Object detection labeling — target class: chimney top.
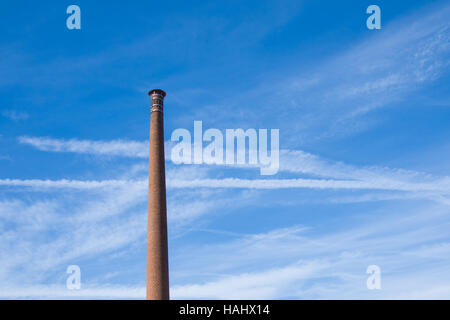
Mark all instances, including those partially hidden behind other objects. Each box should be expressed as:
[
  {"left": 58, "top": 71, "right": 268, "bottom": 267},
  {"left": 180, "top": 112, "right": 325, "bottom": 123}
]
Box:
[{"left": 148, "top": 89, "right": 166, "bottom": 97}]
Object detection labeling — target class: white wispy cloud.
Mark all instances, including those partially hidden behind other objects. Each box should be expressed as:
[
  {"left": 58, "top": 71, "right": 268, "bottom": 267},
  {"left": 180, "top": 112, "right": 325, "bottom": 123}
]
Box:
[
  {"left": 18, "top": 136, "right": 149, "bottom": 158},
  {"left": 17, "top": 136, "right": 450, "bottom": 195},
  {"left": 168, "top": 177, "right": 450, "bottom": 194},
  {"left": 2, "top": 109, "right": 29, "bottom": 121},
  {"left": 4, "top": 201, "right": 450, "bottom": 300},
  {"left": 0, "top": 285, "right": 145, "bottom": 299},
  {"left": 0, "top": 178, "right": 146, "bottom": 189},
  {"left": 186, "top": 2, "right": 450, "bottom": 140},
  {"left": 170, "top": 203, "right": 450, "bottom": 299},
  {"left": 172, "top": 261, "right": 326, "bottom": 299},
  {"left": 0, "top": 186, "right": 148, "bottom": 287},
  {"left": 1, "top": 176, "right": 448, "bottom": 194}
]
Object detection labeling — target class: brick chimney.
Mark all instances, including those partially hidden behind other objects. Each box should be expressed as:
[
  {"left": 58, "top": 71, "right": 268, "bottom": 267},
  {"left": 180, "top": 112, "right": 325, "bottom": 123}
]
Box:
[{"left": 146, "top": 89, "right": 169, "bottom": 300}]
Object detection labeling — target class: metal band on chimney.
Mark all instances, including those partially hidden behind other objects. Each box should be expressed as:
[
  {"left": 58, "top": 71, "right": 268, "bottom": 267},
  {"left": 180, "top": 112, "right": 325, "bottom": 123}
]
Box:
[
  {"left": 149, "top": 90, "right": 165, "bottom": 113},
  {"left": 151, "top": 107, "right": 163, "bottom": 113}
]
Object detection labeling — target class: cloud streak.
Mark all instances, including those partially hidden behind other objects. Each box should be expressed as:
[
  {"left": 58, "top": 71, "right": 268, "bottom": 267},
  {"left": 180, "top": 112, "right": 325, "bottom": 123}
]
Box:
[
  {"left": 1, "top": 176, "right": 449, "bottom": 194},
  {"left": 2, "top": 110, "right": 29, "bottom": 121},
  {"left": 18, "top": 136, "right": 450, "bottom": 193},
  {"left": 170, "top": 203, "right": 450, "bottom": 299},
  {"left": 18, "top": 136, "right": 149, "bottom": 158},
  {"left": 0, "top": 178, "right": 146, "bottom": 190}
]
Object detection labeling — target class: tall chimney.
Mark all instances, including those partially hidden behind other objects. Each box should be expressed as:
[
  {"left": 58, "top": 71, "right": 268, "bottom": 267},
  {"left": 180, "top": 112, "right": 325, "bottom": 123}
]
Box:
[{"left": 146, "top": 89, "right": 170, "bottom": 300}]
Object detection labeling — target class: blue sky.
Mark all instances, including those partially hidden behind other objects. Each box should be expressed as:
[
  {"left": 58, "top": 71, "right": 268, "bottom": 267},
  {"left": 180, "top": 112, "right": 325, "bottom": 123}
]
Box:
[{"left": 0, "top": 0, "right": 450, "bottom": 299}]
